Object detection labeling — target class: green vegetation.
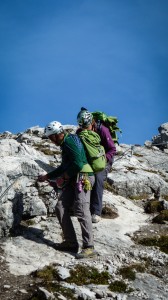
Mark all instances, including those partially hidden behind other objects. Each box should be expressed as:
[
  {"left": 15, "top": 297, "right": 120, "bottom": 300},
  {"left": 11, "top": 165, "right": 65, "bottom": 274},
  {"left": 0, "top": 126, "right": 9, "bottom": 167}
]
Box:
[
  {"left": 104, "top": 181, "right": 118, "bottom": 194},
  {"left": 138, "top": 235, "right": 168, "bottom": 254},
  {"left": 101, "top": 205, "right": 118, "bottom": 219},
  {"left": 34, "top": 265, "right": 59, "bottom": 281},
  {"left": 131, "top": 263, "right": 146, "bottom": 273},
  {"left": 67, "top": 264, "right": 111, "bottom": 285},
  {"left": 34, "top": 264, "right": 112, "bottom": 286},
  {"left": 23, "top": 219, "right": 36, "bottom": 226},
  {"left": 129, "top": 194, "right": 148, "bottom": 200},
  {"left": 152, "top": 210, "right": 168, "bottom": 224},
  {"left": 144, "top": 200, "right": 164, "bottom": 214},
  {"left": 31, "top": 265, "right": 77, "bottom": 300},
  {"left": 118, "top": 263, "right": 146, "bottom": 281},
  {"left": 30, "top": 284, "right": 76, "bottom": 300},
  {"left": 40, "top": 148, "right": 61, "bottom": 156},
  {"left": 108, "top": 280, "right": 128, "bottom": 293},
  {"left": 119, "top": 266, "right": 136, "bottom": 280},
  {"left": 49, "top": 284, "right": 76, "bottom": 300},
  {"left": 133, "top": 153, "right": 144, "bottom": 157}
]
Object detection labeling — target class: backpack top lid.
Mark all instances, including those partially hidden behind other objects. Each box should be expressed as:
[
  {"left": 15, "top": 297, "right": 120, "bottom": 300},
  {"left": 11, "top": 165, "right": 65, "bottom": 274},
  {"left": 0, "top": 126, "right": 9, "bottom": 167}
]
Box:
[
  {"left": 92, "top": 111, "right": 118, "bottom": 124},
  {"left": 91, "top": 111, "right": 122, "bottom": 144}
]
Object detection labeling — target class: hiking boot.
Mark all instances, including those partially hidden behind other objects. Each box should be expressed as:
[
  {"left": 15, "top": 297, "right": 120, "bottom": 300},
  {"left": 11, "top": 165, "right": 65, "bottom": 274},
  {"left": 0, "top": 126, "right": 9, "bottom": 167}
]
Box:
[
  {"left": 92, "top": 214, "right": 101, "bottom": 223},
  {"left": 54, "top": 241, "right": 79, "bottom": 253},
  {"left": 75, "top": 247, "right": 97, "bottom": 259}
]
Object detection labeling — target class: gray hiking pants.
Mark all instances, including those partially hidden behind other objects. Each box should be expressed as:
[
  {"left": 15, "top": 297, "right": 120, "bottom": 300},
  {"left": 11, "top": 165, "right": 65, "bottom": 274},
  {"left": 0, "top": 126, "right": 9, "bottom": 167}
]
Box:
[
  {"left": 90, "top": 161, "right": 112, "bottom": 216},
  {"left": 55, "top": 175, "right": 95, "bottom": 248}
]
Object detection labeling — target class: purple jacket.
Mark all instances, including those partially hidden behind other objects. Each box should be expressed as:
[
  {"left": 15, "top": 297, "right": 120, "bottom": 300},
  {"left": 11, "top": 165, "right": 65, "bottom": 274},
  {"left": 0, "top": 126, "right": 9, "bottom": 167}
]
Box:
[{"left": 98, "top": 124, "right": 116, "bottom": 163}]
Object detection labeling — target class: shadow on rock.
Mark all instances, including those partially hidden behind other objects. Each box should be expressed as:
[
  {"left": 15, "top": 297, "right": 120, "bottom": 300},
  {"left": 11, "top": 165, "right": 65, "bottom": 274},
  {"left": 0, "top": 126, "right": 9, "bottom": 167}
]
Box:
[
  {"left": 35, "top": 159, "right": 55, "bottom": 173},
  {"left": 10, "top": 192, "right": 24, "bottom": 234},
  {"left": 11, "top": 224, "right": 57, "bottom": 250}
]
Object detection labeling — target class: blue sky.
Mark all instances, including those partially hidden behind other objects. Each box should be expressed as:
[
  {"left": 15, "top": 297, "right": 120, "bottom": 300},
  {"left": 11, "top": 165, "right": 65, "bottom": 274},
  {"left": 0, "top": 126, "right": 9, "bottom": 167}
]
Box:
[{"left": 0, "top": 0, "right": 167, "bottom": 145}]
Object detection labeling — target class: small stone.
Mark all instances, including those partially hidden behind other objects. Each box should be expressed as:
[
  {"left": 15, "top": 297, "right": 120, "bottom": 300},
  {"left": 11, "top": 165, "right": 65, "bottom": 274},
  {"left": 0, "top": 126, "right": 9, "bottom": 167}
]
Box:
[
  {"left": 4, "top": 285, "right": 11, "bottom": 289},
  {"left": 19, "top": 289, "right": 28, "bottom": 294}
]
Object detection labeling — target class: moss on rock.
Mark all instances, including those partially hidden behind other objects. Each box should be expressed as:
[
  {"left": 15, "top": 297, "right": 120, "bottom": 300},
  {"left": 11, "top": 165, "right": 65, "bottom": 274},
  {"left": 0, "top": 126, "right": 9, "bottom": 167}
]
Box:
[{"left": 152, "top": 210, "right": 168, "bottom": 224}]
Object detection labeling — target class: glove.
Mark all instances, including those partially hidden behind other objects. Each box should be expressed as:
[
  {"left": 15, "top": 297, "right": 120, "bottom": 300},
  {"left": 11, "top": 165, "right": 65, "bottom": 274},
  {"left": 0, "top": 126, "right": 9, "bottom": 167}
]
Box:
[
  {"left": 38, "top": 174, "right": 48, "bottom": 182},
  {"left": 56, "top": 177, "right": 67, "bottom": 188}
]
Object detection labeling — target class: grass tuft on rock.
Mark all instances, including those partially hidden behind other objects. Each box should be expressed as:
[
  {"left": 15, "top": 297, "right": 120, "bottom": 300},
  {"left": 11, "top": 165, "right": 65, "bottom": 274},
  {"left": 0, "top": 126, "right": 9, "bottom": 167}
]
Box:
[
  {"left": 118, "top": 263, "right": 146, "bottom": 281},
  {"left": 129, "top": 194, "right": 149, "bottom": 200},
  {"left": 101, "top": 205, "right": 118, "bottom": 219},
  {"left": 108, "top": 280, "right": 128, "bottom": 293},
  {"left": 34, "top": 265, "right": 59, "bottom": 281},
  {"left": 66, "top": 264, "right": 111, "bottom": 285},
  {"left": 144, "top": 200, "right": 164, "bottom": 214},
  {"left": 152, "top": 210, "right": 168, "bottom": 224},
  {"left": 104, "top": 180, "right": 118, "bottom": 194},
  {"left": 119, "top": 266, "right": 136, "bottom": 280},
  {"left": 137, "top": 235, "right": 168, "bottom": 254}
]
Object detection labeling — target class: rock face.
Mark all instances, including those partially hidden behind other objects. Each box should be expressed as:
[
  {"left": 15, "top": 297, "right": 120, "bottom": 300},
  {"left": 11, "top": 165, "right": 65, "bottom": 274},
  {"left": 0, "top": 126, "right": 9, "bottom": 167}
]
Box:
[
  {"left": 108, "top": 143, "right": 168, "bottom": 199},
  {"left": 152, "top": 122, "right": 168, "bottom": 150},
  {"left": 0, "top": 125, "right": 77, "bottom": 237},
  {"left": 0, "top": 124, "right": 168, "bottom": 238},
  {"left": 0, "top": 124, "right": 168, "bottom": 300}
]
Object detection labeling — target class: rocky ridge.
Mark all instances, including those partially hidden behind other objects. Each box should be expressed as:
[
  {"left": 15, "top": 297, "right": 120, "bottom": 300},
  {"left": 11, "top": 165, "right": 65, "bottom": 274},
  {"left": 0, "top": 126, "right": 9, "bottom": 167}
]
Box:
[{"left": 0, "top": 123, "right": 168, "bottom": 300}]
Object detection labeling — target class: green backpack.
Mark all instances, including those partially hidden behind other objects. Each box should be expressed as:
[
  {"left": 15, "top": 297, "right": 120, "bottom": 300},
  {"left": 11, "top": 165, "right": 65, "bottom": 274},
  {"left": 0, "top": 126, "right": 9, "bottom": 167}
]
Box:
[
  {"left": 91, "top": 111, "right": 122, "bottom": 144},
  {"left": 78, "top": 130, "right": 106, "bottom": 173}
]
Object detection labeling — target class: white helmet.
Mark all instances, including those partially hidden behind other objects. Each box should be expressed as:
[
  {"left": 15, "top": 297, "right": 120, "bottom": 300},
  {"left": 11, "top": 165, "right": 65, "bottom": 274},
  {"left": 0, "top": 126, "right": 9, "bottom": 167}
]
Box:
[
  {"left": 44, "top": 121, "right": 63, "bottom": 137},
  {"left": 77, "top": 108, "right": 93, "bottom": 128}
]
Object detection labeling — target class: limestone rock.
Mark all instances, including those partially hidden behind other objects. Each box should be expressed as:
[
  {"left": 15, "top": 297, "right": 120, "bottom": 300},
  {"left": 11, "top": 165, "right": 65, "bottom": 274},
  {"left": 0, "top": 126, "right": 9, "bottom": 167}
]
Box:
[{"left": 152, "top": 122, "right": 168, "bottom": 150}]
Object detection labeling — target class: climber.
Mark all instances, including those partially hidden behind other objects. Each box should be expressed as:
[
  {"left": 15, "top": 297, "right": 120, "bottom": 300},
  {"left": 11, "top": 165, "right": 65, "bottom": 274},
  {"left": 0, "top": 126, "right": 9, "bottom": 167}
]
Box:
[
  {"left": 77, "top": 108, "right": 116, "bottom": 223},
  {"left": 38, "top": 121, "right": 97, "bottom": 259}
]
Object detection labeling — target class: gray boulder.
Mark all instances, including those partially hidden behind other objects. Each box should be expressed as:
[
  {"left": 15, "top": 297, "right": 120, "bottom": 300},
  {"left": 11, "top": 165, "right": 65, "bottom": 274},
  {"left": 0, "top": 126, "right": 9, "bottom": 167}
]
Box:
[{"left": 152, "top": 122, "right": 168, "bottom": 150}]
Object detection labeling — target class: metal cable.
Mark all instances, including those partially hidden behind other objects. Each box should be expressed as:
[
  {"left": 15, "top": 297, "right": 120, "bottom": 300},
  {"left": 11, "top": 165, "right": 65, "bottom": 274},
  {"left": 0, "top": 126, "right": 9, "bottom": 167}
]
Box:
[{"left": 0, "top": 174, "right": 22, "bottom": 200}]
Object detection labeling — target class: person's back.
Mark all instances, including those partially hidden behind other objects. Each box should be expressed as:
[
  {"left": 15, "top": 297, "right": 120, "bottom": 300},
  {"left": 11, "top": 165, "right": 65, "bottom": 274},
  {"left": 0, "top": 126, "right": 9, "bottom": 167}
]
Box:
[
  {"left": 47, "top": 132, "right": 93, "bottom": 179},
  {"left": 94, "top": 123, "right": 116, "bottom": 164}
]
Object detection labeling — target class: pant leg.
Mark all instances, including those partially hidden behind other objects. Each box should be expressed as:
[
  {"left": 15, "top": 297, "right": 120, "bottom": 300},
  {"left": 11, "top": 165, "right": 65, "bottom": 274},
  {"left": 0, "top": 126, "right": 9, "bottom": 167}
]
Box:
[
  {"left": 55, "top": 184, "right": 78, "bottom": 244},
  {"left": 74, "top": 175, "right": 95, "bottom": 248},
  {"left": 90, "top": 161, "right": 112, "bottom": 216}
]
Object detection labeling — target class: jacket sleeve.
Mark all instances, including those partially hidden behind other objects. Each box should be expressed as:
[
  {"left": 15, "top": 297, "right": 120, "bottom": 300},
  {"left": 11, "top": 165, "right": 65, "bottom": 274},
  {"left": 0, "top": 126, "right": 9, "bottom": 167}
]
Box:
[
  {"left": 47, "top": 164, "right": 67, "bottom": 179},
  {"left": 100, "top": 126, "right": 116, "bottom": 163}
]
